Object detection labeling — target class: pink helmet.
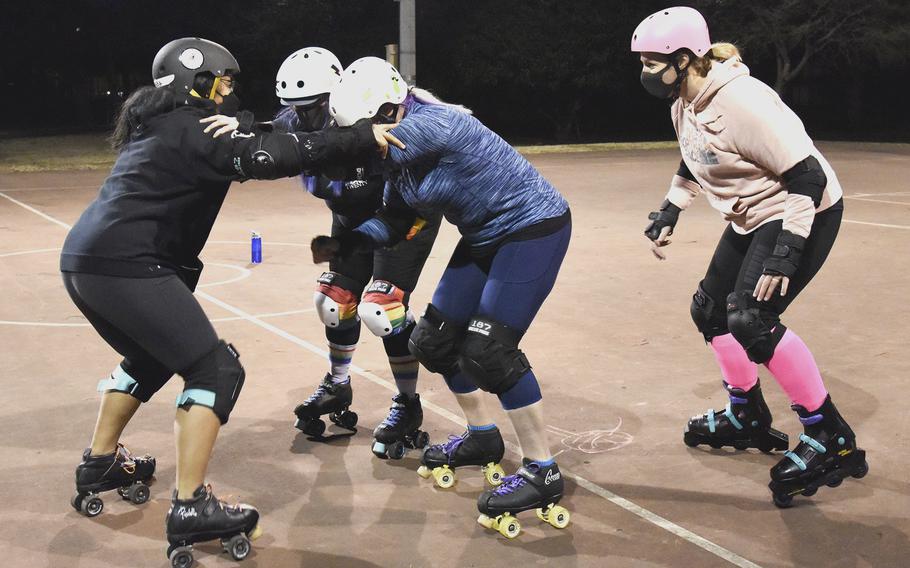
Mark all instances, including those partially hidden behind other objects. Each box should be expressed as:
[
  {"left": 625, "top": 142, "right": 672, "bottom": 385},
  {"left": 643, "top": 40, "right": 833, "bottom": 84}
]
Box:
[{"left": 630, "top": 7, "right": 711, "bottom": 56}]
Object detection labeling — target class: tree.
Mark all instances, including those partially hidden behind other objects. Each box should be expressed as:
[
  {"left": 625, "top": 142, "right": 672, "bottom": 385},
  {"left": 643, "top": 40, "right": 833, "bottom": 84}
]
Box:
[{"left": 698, "top": 0, "right": 910, "bottom": 96}]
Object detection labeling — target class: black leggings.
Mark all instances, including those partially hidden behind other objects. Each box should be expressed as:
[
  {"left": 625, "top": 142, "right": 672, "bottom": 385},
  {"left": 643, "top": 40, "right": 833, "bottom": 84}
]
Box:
[
  {"left": 62, "top": 272, "right": 219, "bottom": 402},
  {"left": 696, "top": 200, "right": 843, "bottom": 338}
]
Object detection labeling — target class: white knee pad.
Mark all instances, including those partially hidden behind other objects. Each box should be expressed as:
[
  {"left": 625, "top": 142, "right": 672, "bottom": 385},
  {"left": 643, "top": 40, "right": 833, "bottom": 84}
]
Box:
[
  {"left": 313, "top": 272, "right": 360, "bottom": 329},
  {"left": 360, "top": 280, "right": 413, "bottom": 337}
]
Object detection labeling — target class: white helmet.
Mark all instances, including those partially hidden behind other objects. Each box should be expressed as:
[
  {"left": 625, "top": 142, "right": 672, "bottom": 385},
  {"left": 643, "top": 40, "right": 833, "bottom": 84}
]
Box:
[
  {"left": 329, "top": 57, "right": 408, "bottom": 127},
  {"left": 275, "top": 47, "right": 343, "bottom": 106}
]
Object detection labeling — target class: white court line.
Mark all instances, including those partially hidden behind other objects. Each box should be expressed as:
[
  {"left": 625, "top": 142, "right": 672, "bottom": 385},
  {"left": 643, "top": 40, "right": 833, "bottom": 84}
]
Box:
[
  {"left": 0, "top": 247, "right": 61, "bottom": 258},
  {"left": 0, "top": 185, "right": 98, "bottom": 193},
  {"left": 0, "top": 191, "right": 72, "bottom": 230},
  {"left": 0, "top": 308, "right": 314, "bottom": 328},
  {"left": 843, "top": 219, "right": 910, "bottom": 230},
  {"left": 850, "top": 191, "right": 910, "bottom": 198},
  {"left": 4, "top": 187, "right": 765, "bottom": 568},
  {"left": 843, "top": 196, "right": 910, "bottom": 207}
]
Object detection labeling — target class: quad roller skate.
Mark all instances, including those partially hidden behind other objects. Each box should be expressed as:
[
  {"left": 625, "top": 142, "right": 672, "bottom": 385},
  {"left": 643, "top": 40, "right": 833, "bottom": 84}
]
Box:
[
  {"left": 769, "top": 396, "right": 868, "bottom": 508},
  {"left": 417, "top": 427, "right": 506, "bottom": 489},
  {"left": 684, "top": 381, "right": 789, "bottom": 452},
  {"left": 71, "top": 444, "right": 156, "bottom": 517},
  {"left": 477, "top": 460, "right": 570, "bottom": 539},
  {"left": 372, "top": 393, "right": 430, "bottom": 459},
  {"left": 293, "top": 375, "right": 358, "bottom": 437},
  {"left": 166, "top": 484, "right": 261, "bottom": 568}
]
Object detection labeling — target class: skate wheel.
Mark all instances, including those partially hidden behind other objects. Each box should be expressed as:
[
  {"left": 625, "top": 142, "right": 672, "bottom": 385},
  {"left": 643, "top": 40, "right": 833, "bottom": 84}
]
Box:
[
  {"left": 127, "top": 483, "right": 150, "bottom": 505},
  {"left": 802, "top": 487, "right": 818, "bottom": 496},
  {"left": 545, "top": 505, "right": 570, "bottom": 529},
  {"left": 732, "top": 441, "right": 749, "bottom": 451},
  {"left": 417, "top": 465, "right": 431, "bottom": 479},
  {"left": 498, "top": 515, "right": 521, "bottom": 539},
  {"left": 118, "top": 486, "right": 131, "bottom": 499},
  {"left": 853, "top": 461, "right": 869, "bottom": 479},
  {"left": 772, "top": 493, "right": 794, "bottom": 509},
  {"left": 227, "top": 533, "right": 251, "bottom": 561},
  {"left": 433, "top": 467, "right": 455, "bottom": 489},
  {"left": 483, "top": 463, "right": 505, "bottom": 487},
  {"left": 301, "top": 419, "right": 326, "bottom": 437},
  {"left": 415, "top": 431, "right": 430, "bottom": 449},
  {"left": 708, "top": 441, "right": 722, "bottom": 449},
  {"left": 169, "top": 546, "right": 194, "bottom": 568},
  {"left": 477, "top": 514, "right": 495, "bottom": 530},
  {"left": 335, "top": 411, "right": 358, "bottom": 430},
  {"left": 389, "top": 442, "right": 406, "bottom": 460},
  {"left": 81, "top": 495, "right": 104, "bottom": 517},
  {"left": 71, "top": 492, "right": 84, "bottom": 512},
  {"left": 683, "top": 434, "right": 699, "bottom": 448},
  {"left": 826, "top": 477, "right": 843, "bottom": 488},
  {"left": 372, "top": 441, "right": 389, "bottom": 459}
]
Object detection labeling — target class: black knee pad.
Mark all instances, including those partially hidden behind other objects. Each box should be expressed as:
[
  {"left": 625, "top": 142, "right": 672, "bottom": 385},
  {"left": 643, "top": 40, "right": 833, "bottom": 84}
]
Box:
[
  {"left": 407, "top": 304, "right": 464, "bottom": 375},
  {"left": 690, "top": 282, "right": 729, "bottom": 341},
  {"left": 726, "top": 291, "right": 786, "bottom": 364},
  {"left": 458, "top": 317, "right": 531, "bottom": 395},
  {"left": 178, "top": 341, "right": 246, "bottom": 425},
  {"left": 96, "top": 359, "right": 172, "bottom": 403}
]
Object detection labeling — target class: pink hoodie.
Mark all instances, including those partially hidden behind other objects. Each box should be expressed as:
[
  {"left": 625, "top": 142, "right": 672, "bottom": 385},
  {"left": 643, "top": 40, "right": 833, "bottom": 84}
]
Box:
[{"left": 665, "top": 58, "right": 842, "bottom": 238}]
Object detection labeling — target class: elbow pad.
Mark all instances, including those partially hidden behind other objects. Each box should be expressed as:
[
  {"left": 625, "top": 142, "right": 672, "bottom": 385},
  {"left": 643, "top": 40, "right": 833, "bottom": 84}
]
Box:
[
  {"left": 233, "top": 132, "right": 302, "bottom": 180},
  {"left": 782, "top": 156, "right": 827, "bottom": 207}
]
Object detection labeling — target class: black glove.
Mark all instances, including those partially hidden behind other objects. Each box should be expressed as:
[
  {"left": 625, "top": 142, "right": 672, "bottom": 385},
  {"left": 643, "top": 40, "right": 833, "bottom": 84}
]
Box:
[
  {"left": 761, "top": 230, "right": 805, "bottom": 278},
  {"left": 644, "top": 199, "right": 681, "bottom": 241}
]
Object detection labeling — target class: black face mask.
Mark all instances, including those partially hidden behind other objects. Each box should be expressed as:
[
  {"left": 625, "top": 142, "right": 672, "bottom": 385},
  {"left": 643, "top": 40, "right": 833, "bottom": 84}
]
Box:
[
  {"left": 294, "top": 96, "right": 330, "bottom": 132},
  {"left": 640, "top": 61, "right": 685, "bottom": 100},
  {"left": 217, "top": 93, "right": 241, "bottom": 116}
]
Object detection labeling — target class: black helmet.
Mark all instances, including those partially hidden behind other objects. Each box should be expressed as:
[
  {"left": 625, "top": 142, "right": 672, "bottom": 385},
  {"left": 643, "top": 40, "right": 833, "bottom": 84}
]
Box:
[{"left": 152, "top": 38, "right": 239, "bottom": 102}]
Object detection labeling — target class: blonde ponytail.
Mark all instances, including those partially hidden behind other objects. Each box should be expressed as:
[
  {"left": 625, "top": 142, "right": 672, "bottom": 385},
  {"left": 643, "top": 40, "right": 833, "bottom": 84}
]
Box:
[
  {"left": 689, "top": 42, "right": 742, "bottom": 77},
  {"left": 408, "top": 87, "right": 473, "bottom": 115}
]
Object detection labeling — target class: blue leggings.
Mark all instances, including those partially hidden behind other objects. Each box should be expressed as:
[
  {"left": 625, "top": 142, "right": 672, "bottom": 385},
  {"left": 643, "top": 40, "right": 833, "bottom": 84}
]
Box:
[{"left": 432, "top": 220, "right": 571, "bottom": 410}]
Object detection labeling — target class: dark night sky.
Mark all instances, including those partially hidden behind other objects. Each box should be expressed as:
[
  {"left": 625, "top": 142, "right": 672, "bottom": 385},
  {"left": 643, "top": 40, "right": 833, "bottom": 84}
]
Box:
[{"left": 1, "top": 0, "right": 908, "bottom": 142}]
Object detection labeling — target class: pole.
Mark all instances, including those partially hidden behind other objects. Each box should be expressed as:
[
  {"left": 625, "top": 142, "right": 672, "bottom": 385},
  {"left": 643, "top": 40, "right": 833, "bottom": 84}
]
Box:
[
  {"left": 385, "top": 44, "right": 399, "bottom": 68},
  {"left": 399, "top": 0, "right": 416, "bottom": 84}
]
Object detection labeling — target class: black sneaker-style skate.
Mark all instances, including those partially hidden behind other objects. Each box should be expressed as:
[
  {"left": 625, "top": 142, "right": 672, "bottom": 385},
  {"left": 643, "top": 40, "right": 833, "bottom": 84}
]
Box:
[
  {"left": 71, "top": 444, "right": 156, "bottom": 517},
  {"left": 166, "top": 484, "right": 261, "bottom": 567},
  {"left": 476, "top": 460, "right": 570, "bottom": 539},
  {"left": 293, "top": 374, "right": 358, "bottom": 436},
  {"left": 684, "top": 381, "right": 789, "bottom": 452},
  {"left": 371, "top": 393, "right": 430, "bottom": 459},
  {"left": 769, "top": 396, "right": 868, "bottom": 508},
  {"left": 417, "top": 427, "right": 506, "bottom": 488}
]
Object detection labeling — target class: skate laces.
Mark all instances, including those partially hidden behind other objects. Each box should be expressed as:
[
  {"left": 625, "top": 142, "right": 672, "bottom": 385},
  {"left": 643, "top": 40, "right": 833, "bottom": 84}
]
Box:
[
  {"left": 492, "top": 473, "right": 527, "bottom": 495},
  {"left": 305, "top": 382, "right": 331, "bottom": 404},
  {"left": 436, "top": 433, "right": 468, "bottom": 456},
  {"left": 381, "top": 403, "right": 405, "bottom": 427}
]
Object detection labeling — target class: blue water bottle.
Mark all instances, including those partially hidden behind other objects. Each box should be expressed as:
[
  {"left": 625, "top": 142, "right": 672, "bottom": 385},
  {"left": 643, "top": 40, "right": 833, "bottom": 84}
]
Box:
[{"left": 251, "top": 231, "right": 262, "bottom": 264}]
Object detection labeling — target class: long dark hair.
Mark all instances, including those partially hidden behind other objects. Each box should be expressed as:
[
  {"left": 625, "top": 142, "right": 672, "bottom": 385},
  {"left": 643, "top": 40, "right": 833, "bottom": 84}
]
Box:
[{"left": 110, "top": 86, "right": 176, "bottom": 151}]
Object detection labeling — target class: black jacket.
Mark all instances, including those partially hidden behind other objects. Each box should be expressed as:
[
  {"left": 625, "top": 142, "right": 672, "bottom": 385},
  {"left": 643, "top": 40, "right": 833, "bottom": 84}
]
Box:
[{"left": 61, "top": 101, "right": 374, "bottom": 280}]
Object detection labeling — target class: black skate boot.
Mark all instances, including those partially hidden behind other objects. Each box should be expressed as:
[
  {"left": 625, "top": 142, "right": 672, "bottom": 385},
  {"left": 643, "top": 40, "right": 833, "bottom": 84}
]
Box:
[
  {"left": 769, "top": 396, "right": 868, "bottom": 508},
  {"left": 293, "top": 374, "right": 358, "bottom": 436},
  {"left": 71, "top": 444, "right": 156, "bottom": 517},
  {"left": 417, "top": 427, "right": 506, "bottom": 488},
  {"left": 684, "top": 381, "right": 789, "bottom": 452},
  {"left": 371, "top": 393, "right": 430, "bottom": 460},
  {"left": 166, "top": 484, "right": 261, "bottom": 567},
  {"left": 476, "top": 460, "right": 570, "bottom": 539}
]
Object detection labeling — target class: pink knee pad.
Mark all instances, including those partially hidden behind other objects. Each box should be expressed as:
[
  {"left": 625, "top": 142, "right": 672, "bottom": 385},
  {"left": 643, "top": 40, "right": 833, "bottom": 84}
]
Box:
[
  {"left": 710, "top": 333, "right": 758, "bottom": 391},
  {"left": 765, "top": 329, "right": 828, "bottom": 412}
]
